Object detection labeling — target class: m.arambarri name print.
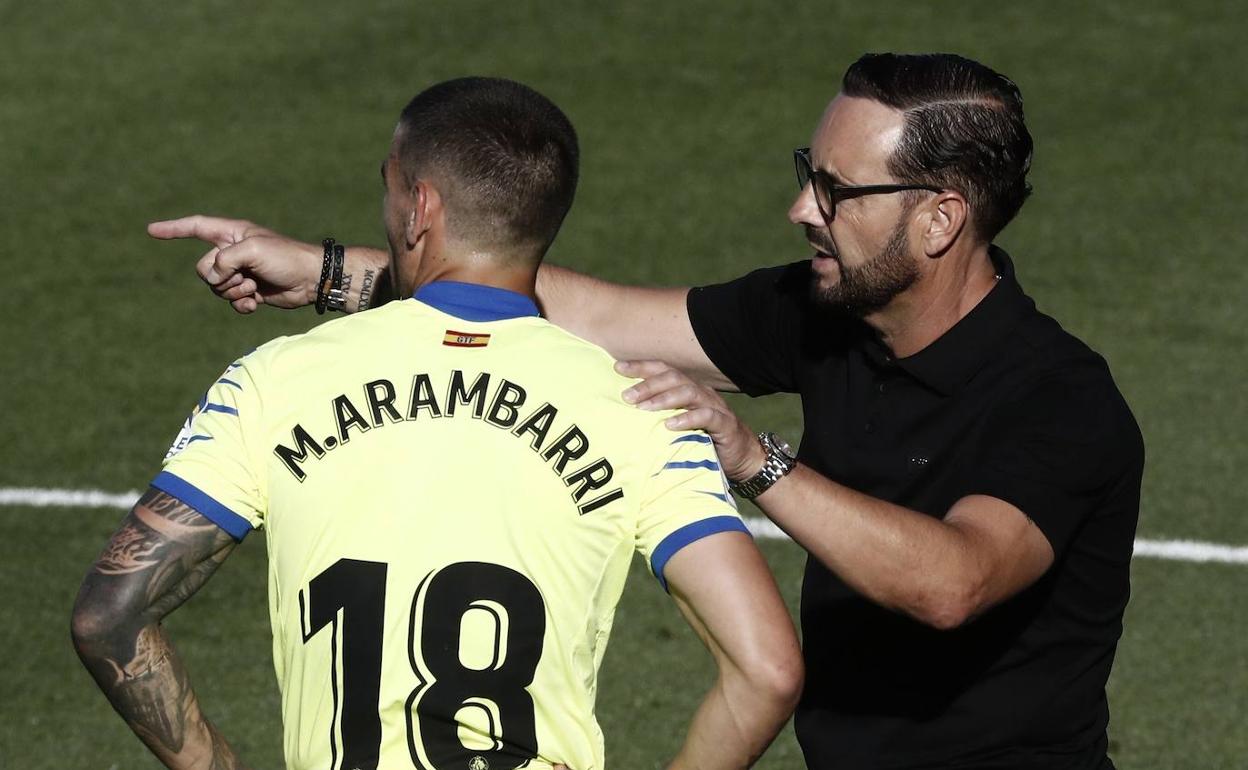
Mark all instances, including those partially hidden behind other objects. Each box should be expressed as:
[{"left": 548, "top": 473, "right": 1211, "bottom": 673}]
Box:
[{"left": 273, "top": 368, "right": 626, "bottom": 515}]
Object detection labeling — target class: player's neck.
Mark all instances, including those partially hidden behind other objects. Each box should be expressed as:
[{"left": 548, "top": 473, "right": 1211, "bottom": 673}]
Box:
[{"left": 410, "top": 251, "right": 538, "bottom": 301}]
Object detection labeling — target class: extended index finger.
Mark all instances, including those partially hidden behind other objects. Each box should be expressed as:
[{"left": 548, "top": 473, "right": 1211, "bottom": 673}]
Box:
[{"left": 147, "top": 214, "right": 262, "bottom": 247}]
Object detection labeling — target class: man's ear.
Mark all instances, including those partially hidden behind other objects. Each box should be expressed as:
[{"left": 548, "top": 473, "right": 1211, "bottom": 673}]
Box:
[
  {"left": 919, "top": 190, "right": 968, "bottom": 258},
  {"left": 406, "top": 179, "right": 443, "bottom": 249}
]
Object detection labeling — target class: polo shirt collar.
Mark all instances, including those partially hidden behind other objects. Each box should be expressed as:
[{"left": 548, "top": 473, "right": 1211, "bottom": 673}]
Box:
[
  {"left": 413, "top": 280, "right": 540, "bottom": 322},
  {"left": 887, "top": 246, "right": 1035, "bottom": 395}
]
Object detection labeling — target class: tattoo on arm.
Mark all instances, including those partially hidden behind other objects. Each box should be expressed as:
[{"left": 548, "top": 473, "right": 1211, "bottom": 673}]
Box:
[
  {"left": 358, "top": 267, "right": 377, "bottom": 311},
  {"left": 339, "top": 271, "right": 355, "bottom": 312},
  {"left": 339, "top": 247, "right": 392, "bottom": 313},
  {"left": 72, "top": 488, "right": 248, "bottom": 769},
  {"left": 339, "top": 266, "right": 380, "bottom": 313}
]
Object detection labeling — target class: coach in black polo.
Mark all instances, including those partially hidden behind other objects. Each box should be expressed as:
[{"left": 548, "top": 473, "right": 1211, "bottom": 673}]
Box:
[
  {"left": 603, "top": 54, "right": 1143, "bottom": 768},
  {"left": 685, "top": 246, "right": 1141, "bottom": 768},
  {"left": 154, "top": 52, "right": 1144, "bottom": 769}
]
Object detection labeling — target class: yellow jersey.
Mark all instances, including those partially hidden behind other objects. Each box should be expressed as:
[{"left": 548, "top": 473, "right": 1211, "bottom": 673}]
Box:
[{"left": 157, "top": 281, "right": 746, "bottom": 770}]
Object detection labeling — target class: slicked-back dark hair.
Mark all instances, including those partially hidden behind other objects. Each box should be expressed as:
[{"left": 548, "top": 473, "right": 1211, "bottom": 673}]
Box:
[
  {"left": 842, "top": 53, "right": 1033, "bottom": 241},
  {"left": 395, "top": 77, "right": 579, "bottom": 262}
]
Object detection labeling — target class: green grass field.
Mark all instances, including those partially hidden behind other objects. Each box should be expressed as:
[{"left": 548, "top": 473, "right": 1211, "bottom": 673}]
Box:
[{"left": 2, "top": 1, "right": 1245, "bottom": 767}]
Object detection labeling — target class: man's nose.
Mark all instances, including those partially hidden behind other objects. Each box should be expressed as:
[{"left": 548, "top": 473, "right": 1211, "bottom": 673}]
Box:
[{"left": 789, "top": 183, "right": 823, "bottom": 227}]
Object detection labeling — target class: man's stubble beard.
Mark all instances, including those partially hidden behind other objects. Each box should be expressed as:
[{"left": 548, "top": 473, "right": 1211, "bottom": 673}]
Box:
[{"left": 808, "top": 214, "right": 918, "bottom": 317}]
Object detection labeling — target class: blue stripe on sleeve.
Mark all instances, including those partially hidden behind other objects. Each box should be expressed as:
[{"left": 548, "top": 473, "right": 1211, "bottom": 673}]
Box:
[
  {"left": 150, "top": 471, "right": 253, "bottom": 541},
  {"left": 217, "top": 378, "right": 242, "bottom": 390},
  {"left": 187, "top": 435, "right": 213, "bottom": 445},
  {"left": 202, "top": 403, "right": 239, "bottom": 416},
  {"left": 670, "top": 434, "right": 713, "bottom": 445},
  {"left": 654, "top": 459, "right": 720, "bottom": 475},
  {"left": 650, "top": 516, "right": 752, "bottom": 592}
]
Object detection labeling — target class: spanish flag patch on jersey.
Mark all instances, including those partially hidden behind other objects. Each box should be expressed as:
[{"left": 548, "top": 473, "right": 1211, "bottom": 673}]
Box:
[{"left": 443, "top": 330, "right": 491, "bottom": 348}]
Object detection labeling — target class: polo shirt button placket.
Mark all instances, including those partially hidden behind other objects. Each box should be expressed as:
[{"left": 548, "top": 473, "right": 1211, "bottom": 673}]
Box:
[{"left": 866, "top": 375, "right": 888, "bottom": 435}]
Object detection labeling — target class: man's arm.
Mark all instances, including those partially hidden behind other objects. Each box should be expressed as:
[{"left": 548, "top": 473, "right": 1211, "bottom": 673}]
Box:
[
  {"left": 661, "top": 531, "right": 803, "bottom": 769},
  {"left": 148, "top": 216, "right": 391, "bottom": 315},
  {"left": 70, "top": 488, "right": 250, "bottom": 769},
  {"left": 623, "top": 362, "right": 1055, "bottom": 630},
  {"left": 535, "top": 265, "right": 732, "bottom": 389},
  {"left": 754, "top": 474, "right": 1054, "bottom": 629},
  {"left": 152, "top": 215, "right": 732, "bottom": 386}
]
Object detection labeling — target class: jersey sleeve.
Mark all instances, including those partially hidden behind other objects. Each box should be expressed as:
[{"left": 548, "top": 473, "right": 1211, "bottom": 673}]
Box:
[
  {"left": 686, "top": 262, "right": 810, "bottom": 396},
  {"left": 153, "top": 352, "right": 271, "bottom": 540},
  {"left": 634, "top": 425, "right": 751, "bottom": 591},
  {"left": 967, "top": 366, "right": 1144, "bottom": 558}
]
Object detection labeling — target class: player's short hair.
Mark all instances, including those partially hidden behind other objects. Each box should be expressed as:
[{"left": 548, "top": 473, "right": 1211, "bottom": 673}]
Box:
[
  {"left": 395, "top": 77, "right": 579, "bottom": 262},
  {"left": 842, "top": 53, "right": 1033, "bottom": 241}
]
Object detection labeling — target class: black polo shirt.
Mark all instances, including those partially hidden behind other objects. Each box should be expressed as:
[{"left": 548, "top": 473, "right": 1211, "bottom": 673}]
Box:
[{"left": 687, "top": 248, "right": 1144, "bottom": 770}]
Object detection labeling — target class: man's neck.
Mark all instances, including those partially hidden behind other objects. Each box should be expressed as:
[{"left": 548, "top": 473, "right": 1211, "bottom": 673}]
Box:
[
  {"left": 410, "top": 251, "right": 538, "bottom": 301},
  {"left": 865, "top": 244, "right": 997, "bottom": 358}
]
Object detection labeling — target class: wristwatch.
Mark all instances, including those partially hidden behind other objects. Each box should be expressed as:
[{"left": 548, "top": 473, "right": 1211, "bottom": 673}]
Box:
[{"left": 729, "top": 432, "right": 798, "bottom": 500}]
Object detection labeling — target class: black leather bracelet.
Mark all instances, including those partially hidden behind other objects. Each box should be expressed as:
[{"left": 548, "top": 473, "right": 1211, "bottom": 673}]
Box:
[
  {"left": 325, "top": 243, "right": 347, "bottom": 312},
  {"left": 315, "top": 238, "right": 335, "bottom": 314}
]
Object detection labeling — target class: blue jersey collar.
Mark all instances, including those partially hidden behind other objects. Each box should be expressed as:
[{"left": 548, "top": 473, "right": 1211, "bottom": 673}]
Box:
[{"left": 413, "top": 280, "right": 540, "bottom": 322}]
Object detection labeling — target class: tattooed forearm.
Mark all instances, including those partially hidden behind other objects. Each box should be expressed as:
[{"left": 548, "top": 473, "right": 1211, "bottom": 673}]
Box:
[
  {"left": 107, "top": 626, "right": 190, "bottom": 752},
  {"left": 339, "top": 248, "right": 393, "bottom": 313},
  {"left": 72, "top": 487, "right": 248, "bottom": 769},
  {"left": 92, "top": 624, "right": 247, "bottom": 768}
]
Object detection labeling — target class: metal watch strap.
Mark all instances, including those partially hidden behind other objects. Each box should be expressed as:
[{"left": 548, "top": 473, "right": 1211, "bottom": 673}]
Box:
[{"left": 729, "top": 432, "right": 797, "bottom": 500}]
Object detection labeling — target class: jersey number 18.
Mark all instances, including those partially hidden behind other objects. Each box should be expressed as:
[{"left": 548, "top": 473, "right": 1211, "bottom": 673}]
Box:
[{"left": 301, "top": 558, "right": 546, "bottom": 770}]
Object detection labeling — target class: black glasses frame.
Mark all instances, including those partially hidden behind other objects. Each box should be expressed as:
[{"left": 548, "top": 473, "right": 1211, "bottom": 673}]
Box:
[{"left": 794, "top": 147, "right": 942, "bottom": 223}]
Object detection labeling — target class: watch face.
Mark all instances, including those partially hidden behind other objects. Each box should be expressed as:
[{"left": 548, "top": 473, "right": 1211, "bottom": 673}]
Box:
[{"left": 768, "top": 433, "right": 797, "bottom": 459}]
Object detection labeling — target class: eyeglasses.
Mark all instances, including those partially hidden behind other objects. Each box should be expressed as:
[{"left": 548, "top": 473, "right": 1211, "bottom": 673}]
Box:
[{"left": 794, "top": 147, "right": 942, "bottom": 224}]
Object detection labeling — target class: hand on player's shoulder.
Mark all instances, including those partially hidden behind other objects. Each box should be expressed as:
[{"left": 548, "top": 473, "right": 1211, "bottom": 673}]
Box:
[{"left": 616, "top": 359, "right": 761, "bottom": 481}]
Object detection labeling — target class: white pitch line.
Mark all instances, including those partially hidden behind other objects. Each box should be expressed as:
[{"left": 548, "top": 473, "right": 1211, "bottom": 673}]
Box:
[
  {"left": 1, "top": 487, "right": 1245, "bottom": 565},
  {"left": 0, "top": 487, "right": 143, "bottom": 509},
  {"left": 1130, "top": 538, "right": 1248, "bottom": 564},
  {"left": 747, "top": 520, "right": 1248, "bottom": 565}
]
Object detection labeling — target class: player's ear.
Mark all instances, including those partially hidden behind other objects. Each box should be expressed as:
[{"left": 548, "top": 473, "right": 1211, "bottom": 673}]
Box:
[
  {"left": 407, "top": 180, "right": 442, "bottom": 247},
  {"left": 920, "top": 190, "right": 968, "bottom": 257}
]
